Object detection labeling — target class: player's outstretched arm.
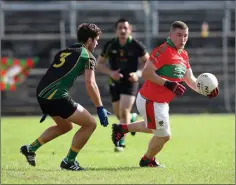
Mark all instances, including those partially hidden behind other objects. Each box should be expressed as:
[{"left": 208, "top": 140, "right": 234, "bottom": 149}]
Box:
[
  {"left": 85, "top": 68, "right": 111, "bottom": 127},
  {"left": 85, "top": 69, "right": 103, "bottom": 107},
  {"left": 184, "top": 68, "right": 200, "bottom": 93},
  {"left": 184, "top": 68, "right": 219, "bottom": 98}
]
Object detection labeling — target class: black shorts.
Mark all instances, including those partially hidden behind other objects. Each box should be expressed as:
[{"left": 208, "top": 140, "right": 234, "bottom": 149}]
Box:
[
  {"left": 37, "top": 96, "right": 77, "bottom": 119},
  {"left": 109, "top": 81, "right": 139, "bottom": 102}
]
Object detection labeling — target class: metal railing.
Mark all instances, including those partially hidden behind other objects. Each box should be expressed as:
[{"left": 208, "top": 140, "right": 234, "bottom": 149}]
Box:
[{"left": 1, "top": 0, "right": 235, "bottom": 114}]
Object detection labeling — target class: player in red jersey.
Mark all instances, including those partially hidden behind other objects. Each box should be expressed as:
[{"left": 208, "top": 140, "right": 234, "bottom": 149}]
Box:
[{"left": 111, "top": 21, "right": 219, "bottom": 167}]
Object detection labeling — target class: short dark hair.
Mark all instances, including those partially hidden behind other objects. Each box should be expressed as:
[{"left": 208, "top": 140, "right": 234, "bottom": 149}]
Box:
[
  {"left": 115, "top": 18, "right": 129, "bottom": 28},
  {"left": 77, "top": 23, "right": 101, "bottom": 43},
  {"left": 170, "top": 21, "right": 188, "bottom": 31}
]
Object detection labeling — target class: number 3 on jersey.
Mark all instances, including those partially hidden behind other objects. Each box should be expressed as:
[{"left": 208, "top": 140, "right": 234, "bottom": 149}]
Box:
[{"left": 53, "top": 52, "right": 71, "bottom": 68}]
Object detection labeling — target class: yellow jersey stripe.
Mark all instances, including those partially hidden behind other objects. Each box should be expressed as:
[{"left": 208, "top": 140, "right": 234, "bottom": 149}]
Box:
[{"left": 47, "top": 89, "right": 58, "bottom": 100}]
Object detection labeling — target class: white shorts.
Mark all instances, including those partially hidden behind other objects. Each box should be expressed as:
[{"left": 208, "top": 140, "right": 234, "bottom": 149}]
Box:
[{"left": 136, "top": 93, "right": 171, "bottom": 137}]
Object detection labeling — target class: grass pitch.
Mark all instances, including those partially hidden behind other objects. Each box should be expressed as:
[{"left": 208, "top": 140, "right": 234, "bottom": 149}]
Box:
[{"left": 1, "top": 114, "right": 235, "bottom": 184}]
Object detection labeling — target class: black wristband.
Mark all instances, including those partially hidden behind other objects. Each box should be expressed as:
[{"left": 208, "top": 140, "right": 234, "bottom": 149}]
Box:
[
  {"left": 164, "top": 81, "right": 172, "bottom": 88},
  {"left": 97, "top": 106, "right": 104, "bottom": 111}
]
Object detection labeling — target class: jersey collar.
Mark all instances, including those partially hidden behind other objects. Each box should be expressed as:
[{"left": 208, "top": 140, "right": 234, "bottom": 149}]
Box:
[
  {"left": 117, "top": 35, "right": 132, "bottom": 47},
  {"left": 166, "top": 37, "right": 176, "bottom": 48},
  {"left": 70, "top": 43, "right": 86, "bottom": 48},
  {"left": 78, "top": 43, "right": 87, "bottom": 48},
  {"left": 166, "top": 37, "right": 183, "bottom": 53}
]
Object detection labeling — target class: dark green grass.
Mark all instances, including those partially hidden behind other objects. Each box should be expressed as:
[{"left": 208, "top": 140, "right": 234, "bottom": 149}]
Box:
[{"left": 1, "top": 114, "right": 235, "bottom": 184}]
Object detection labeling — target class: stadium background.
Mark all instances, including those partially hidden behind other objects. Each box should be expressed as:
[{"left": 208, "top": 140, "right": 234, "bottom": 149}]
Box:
[{"left": 1, "top": 0, "right": 235, "bottom": 116}]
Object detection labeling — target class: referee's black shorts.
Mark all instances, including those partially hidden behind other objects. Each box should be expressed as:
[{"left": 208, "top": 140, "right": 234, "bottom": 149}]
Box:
[
  {"left": 109, "top": 81, "right": 139, "bottom": 102},
  {"left": 37, "top": 96, "right": 77, "bottom": 119}
]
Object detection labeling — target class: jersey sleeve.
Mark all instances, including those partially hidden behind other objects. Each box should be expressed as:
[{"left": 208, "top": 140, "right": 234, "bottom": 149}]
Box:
[
  {"left": 85, "top": 57, "right": 96, "bottom": 70},
  {"left": 100, "top": 41, "right": 112, "bottom": 59},
  {"left": 186, "top": 61, "right": 191, "bottom": 69},
  {"left": 136, "top": 40, "right": 148, "bottom": 57},
  {"left": 149, "top": 47, "right": 166, "bottom": 69},
  {"left": 81, "top": 47, "right": 96, "bottom": 70}
]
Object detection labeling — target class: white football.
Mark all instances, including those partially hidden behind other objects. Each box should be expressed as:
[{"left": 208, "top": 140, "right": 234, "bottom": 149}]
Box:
[{"left": 196, "top": 73, "right": 218, "bottom": 96}]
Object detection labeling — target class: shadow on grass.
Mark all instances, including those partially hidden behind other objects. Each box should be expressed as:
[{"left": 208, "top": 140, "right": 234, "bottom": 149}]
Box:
[
  {"left": 2, "top": 166, "right": 142, "bottom": 172},
  {"left": 2, "top": 167, "right": 62, "bottom": 172},
  {"left": 87, "top": 166, "right": 141, "bottom": 171}
]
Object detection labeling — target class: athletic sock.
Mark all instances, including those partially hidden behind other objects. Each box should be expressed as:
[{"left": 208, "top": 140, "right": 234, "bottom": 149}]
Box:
[
  {"left": 121, "top": 124, "right": 129, "bottom": 133},
  {"left": 130, "top": 113, "right": 137, "bottom": 123},
  {"left": 142, "top": 155, "right": 155, "bottom": 161},
  {"left": 119, "top": 138, "right": 126, "bottom": 146},
  {"left": 65, "top": 146, "right": 80, "bottom": 163},
  {"left": 142, "top": 155, "right": 151, "bottom": 161},
  {"left": 29, "top": 138, "right": 44, "bottom": 152}
]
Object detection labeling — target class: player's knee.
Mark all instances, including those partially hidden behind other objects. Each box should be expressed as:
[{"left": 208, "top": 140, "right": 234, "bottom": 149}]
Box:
[
  {"left": 66, "top": 123, "right": 74, "bottom": 132},
  {"left": 88, "top": 118, "right": 97, "bottom": 131},
  {"left": 119, "top": 108, "right": 130, "bottom": 119},
  {"left": 155, "top": 135, "right": 170, "bottom": 145},
  {"left": 91, "top": 121, "right": 97, "bottom": 131},
  {"left": 153, "top": 129, "right": 171, "bottom": 141},
  {"left": 163, "top": 135, "right": 171, "bottom": 143},
  {"left": 115, "top": 113, "right": 120, "bottom": 120}
]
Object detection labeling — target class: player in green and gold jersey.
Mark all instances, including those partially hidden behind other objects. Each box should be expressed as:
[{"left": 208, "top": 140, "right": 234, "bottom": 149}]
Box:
[{"left": 20, "top": 23, "right": 111, "bottom": 171}]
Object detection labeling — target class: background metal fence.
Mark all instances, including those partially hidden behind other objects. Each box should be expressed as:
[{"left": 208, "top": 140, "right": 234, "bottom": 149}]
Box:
[{"left": 1, "top": 0, "right": 235, "bottom": 115}]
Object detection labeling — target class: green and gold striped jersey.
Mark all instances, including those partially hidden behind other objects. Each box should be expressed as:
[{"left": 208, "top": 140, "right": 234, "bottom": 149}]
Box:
[{"left": 36, "top": 43, "right": 96, "bottom": 99}]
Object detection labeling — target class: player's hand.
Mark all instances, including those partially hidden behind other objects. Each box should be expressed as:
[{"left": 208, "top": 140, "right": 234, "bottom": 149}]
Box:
[
  {"left": 97, "top": 106, "right": 111, "bottom": 127},
  {"left": 110, "top": 69, "right": 123, "bottom": 81},
  {"left": 208, "top": 87, "right": 219, "bottom": 98},
  {"left": 164, "top": 81, "right": 186, "bottom": 97},
  {"left": 128, "top": 72, "right": 139, "bottom": 82}
]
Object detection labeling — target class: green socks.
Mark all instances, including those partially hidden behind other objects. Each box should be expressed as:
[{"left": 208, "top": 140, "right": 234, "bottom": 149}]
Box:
[
  {"left": 65, "top": 146, "right": 80, "bottom": 163},
  {"left": 118, "top": 113, "right": 137, "bottom": 146},
  {"left": 119, "top": 139, "right": 126, "bottom": 146},
  {"left": 29, "top": 138, "right": 44, "bottom": 152},
  {"left": 130, "top": 113, "right": 138, "bottom": 123}
]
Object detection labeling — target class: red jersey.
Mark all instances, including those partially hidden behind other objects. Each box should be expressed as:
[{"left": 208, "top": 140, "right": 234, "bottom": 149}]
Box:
[{"left": 140, "top": 38, "right": 191, "bottom": 103}]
